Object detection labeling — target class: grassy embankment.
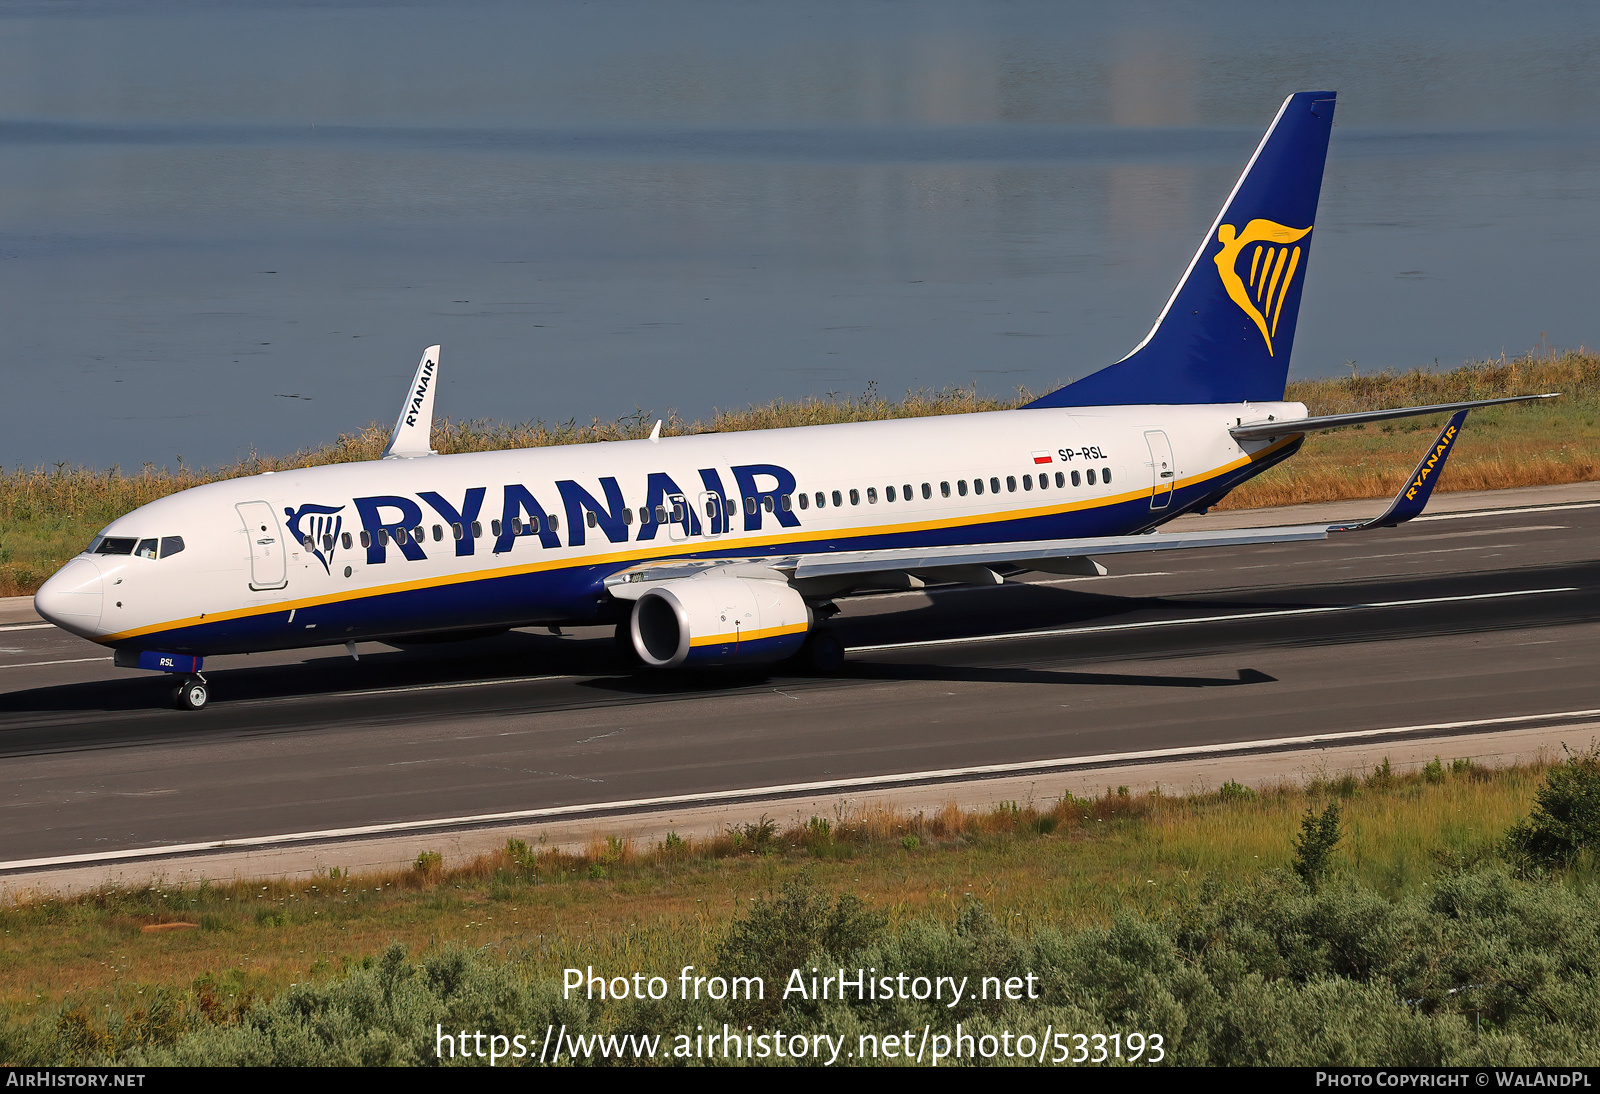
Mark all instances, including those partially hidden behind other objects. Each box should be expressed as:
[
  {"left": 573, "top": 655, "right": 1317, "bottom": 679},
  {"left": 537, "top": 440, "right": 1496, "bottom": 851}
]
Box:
[
  {"left": 3, "top": 752, "right": 1599, "bottom": 1063},
  {"left": 1, "top": 350, "right": 1595, "bottom": 597}
]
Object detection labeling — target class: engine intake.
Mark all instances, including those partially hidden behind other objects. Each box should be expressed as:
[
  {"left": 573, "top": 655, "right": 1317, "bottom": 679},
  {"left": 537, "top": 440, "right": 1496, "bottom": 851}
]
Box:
[{"left": 629, "top": 576, "right": 811, "bottom": 668}]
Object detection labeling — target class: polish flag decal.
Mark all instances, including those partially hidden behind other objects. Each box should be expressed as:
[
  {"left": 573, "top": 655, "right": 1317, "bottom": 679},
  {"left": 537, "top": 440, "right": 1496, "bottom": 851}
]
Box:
[{"left": 1031, "top": 451, "right": 1053, "bottom": 465}]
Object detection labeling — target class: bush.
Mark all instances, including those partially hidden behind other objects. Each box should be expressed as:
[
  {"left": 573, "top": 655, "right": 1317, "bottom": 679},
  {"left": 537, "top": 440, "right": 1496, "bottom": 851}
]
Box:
[
  {"left": 1504, "top": 744, "right": 1600, "bottom": 871},
  {"left": 1293, "top": 803, "right": 1343, "bottom": 890},
  {"left": 714, "top": 876, "right": 886, "bottom": 1018}
]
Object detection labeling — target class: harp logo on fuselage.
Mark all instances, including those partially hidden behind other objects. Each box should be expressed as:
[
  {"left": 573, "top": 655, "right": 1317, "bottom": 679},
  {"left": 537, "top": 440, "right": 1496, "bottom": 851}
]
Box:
[{"left": 1213, "top": 219, "right": 1312, "bottom": 357}]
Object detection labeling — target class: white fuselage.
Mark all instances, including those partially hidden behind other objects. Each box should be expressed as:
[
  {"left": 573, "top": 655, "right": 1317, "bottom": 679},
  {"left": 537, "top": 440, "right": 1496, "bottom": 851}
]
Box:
[{"left": 35, "top": 401, "right": 1303, "bottom": 656}]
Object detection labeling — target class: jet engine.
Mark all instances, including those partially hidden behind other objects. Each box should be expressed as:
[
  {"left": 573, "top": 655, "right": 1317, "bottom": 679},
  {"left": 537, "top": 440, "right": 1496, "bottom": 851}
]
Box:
[{"left": 628, "top": 575, "right": 811, "bottom": 668}]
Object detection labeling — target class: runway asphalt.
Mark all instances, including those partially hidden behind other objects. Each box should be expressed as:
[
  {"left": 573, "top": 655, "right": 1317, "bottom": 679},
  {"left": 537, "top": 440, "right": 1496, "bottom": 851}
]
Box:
[{"left": 1, "top": 483, "right": 1596, "bottom": 870}]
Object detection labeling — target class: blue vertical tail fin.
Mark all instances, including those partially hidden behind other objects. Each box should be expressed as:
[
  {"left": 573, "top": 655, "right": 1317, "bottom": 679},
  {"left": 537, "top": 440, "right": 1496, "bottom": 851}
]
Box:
[{"left": 1028, "top": 90, "right": 1336, "bottom": 409}]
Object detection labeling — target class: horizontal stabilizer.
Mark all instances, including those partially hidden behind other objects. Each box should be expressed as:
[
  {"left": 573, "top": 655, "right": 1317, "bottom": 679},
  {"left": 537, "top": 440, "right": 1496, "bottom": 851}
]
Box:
[
  {"left": 384, "top": 345, "right": 441, "bottom": 459},
  {"left": 1231, "top": 393, "right": 1557, "bottom": 441}
]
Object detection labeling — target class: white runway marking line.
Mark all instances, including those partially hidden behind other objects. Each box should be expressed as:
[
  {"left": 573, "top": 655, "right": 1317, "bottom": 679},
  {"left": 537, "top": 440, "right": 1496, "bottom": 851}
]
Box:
[
  {"left": 850, "top": 586, "right": 1578, "bottom": 654},
  {"left": 6, "top": 706, "right": 1599, "bottom": 873},
  {"left": 0, "top": 622, "right": 51, "bottom": 632},
  {"left": 0, "top": 656, "right": 112, "bottom": 670},
  {"left": 1413, "top": 501, "right": 1600, "bottom": 522}
]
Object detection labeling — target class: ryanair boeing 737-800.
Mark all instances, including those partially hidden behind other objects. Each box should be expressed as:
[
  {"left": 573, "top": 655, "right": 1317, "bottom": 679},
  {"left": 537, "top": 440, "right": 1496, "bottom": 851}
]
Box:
[{"left": 32, "top": 91, "right": 1556, "bottom": 710}]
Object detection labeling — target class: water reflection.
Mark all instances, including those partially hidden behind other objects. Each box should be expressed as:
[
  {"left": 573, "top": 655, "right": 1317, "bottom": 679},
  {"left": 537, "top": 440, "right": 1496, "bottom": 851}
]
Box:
[{"left": 0, "top": 1, "right": 1594, "bottom": 468}]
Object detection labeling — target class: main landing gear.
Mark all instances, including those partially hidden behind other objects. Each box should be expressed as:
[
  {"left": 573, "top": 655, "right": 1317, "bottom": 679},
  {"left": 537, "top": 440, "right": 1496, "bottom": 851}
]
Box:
[
  {"left": 173, "top": 674, "right": 209, "bottom": 711},
  {"left": 798, "top": 630, "right": 845, "bottom": 674}
]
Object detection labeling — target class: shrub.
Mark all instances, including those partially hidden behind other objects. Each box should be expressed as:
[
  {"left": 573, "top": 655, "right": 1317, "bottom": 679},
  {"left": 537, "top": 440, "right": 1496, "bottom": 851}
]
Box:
[
  {"left": 1504, "top": 744, "right": 1600, "bottom": 871},
  {"left": 715, "top": 876, "right": 886, "bottom": 1017},
  {"left": 1220, "top": 780, "right": 1256, "bottom": 802},
  {"left": 1293, "top": 803, "right": 1343, "bottom": 890}
]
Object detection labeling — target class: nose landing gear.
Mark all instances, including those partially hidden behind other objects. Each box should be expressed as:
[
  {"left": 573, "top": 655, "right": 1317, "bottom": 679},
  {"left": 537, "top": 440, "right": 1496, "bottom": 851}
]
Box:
[{"left": 173, "top": 674, "right": 209, "bottom": 711}]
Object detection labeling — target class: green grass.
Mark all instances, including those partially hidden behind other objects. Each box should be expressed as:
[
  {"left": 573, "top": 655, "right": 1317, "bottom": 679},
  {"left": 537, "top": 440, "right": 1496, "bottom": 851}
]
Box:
[{"left": 0, "top": 756, "right": 1579, "bottom": 1044}]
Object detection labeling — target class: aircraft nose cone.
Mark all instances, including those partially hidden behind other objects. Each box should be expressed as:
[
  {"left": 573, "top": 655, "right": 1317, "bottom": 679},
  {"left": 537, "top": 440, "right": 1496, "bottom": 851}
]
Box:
[{"left": 34, "top": 558, "right": 104, "bottom": 636}]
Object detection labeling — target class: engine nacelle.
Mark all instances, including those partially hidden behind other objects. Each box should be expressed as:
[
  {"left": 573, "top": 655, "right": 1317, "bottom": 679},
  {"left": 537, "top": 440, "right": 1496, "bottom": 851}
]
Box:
[{"left": 629, "top": 575, "right": 811, "bottom": 668}]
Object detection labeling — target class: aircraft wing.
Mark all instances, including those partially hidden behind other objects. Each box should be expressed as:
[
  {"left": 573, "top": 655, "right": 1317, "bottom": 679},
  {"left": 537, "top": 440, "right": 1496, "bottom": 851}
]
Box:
[{"left": 604, "top": 407, "right": 1473, "bottom": 599}]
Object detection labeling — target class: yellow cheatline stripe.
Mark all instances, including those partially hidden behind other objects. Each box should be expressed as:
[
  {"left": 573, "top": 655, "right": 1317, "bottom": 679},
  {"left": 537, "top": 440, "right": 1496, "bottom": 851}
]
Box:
[
  {"left": 101, "top": 437, "right": 1297, "bottom": 644},
  {"left": 688, "top": 622, "right": 810, "bottom": 648}
]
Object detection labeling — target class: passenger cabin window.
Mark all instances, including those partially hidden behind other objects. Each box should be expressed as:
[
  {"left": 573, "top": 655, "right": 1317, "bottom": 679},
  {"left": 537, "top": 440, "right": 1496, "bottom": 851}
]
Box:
[
  {"left": 1055, "top": 472, "right": 1065, "bottom": 488},
  {"left": 342, "top": 532, "right": 353, "bottom": 550},
  {"left": 1006, "top": 476, "right": 1016, "bottom": 492},
  {"left": 990, "top": 477, "right": 1000, "bottom": 494},
  {"left": 798, "top": 493, "right": 809, "bottom": 510},
  {"left": 973, "top": 479, "right": 984, "bottom": 495},
  {"left": 904, "top": 483, "right": 913, "bottom": 500},
  {"left": 452, "top": 523, "right": 464, "bottom": 539},
  {"left": 761, "top": 497, "right": 773, "bottom": 513},
  {"left": 433, "top": 525, "right": 444, "bottom": 541},
  {"left": 360, "top": 531, "right": 372, "bottom": 548},
  {"left": 1071, "top": 471, "right": 1081, "bottom": 487},
  {"left": 1087, "top": 469, "right": 1097, "bottom": 485},
  {"left": 136, "top": 538, "right": 158, "bottom": 559},
  {"left": 849, "top": 489, "right": 860, "bottom": 505},
  {"left": 159, "top": 536, "right": 185, "bottom": 558},
  {"left": 957, "top": 480, "right": 968, "bottom": 496},
  {"left": 1102, "top": 467, "right": 1112, "bottom": 483},
  {"left": 490, "top": 521, "right": 502, "bottom": 537},
  {"left": 832, "top": 490, "right": 842, "bottom": 507},
  {"left": 586, "top": 511, "right": 598, "bottom": 528},
  {"left": 885, "top": 485, "right": 896, "bottom": 502},
  {"left": 781, "top": 494, "right": 792, "bottom": 511},
  {"left": 471, "top": 522, "right": 482, "bottom": 538},
  {"left": 866, "top": 487, "right": 877, "bottom": 504},
  {"left": 1023, "top": 475, "right": 1033, "bottom": 491},
  {"left": 939, "top": 482, "right": 949, "bottom": 498}
]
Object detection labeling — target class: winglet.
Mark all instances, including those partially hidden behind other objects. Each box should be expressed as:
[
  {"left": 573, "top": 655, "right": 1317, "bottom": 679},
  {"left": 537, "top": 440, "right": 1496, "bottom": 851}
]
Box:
[
  {"left": 383, "top": 345, "right": 441, "bottom": 459},
  {"left": 1329, "top": 409, "right": 1469, "bottom": 531}
]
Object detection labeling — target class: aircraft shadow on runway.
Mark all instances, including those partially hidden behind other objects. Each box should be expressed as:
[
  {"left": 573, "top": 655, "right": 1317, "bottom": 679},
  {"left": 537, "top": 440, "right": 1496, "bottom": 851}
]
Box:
[
  {"left": 3, "top": 563, "right": 1583, "bottom": 716},
  {"left": 0, "top": 584, "right": 1303, "bottom": 714}
]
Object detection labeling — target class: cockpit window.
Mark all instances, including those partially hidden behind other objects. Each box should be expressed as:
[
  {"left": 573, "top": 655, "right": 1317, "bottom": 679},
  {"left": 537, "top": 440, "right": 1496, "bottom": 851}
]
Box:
[
  {"left": 160, "top": 536, "right": 185, "bottom": 558},
  {"left": 94, "top": 537, "right": 136, "bottom": 555},
  {"left": 135, "top": 539, "right": 158, "bottom": 559}
]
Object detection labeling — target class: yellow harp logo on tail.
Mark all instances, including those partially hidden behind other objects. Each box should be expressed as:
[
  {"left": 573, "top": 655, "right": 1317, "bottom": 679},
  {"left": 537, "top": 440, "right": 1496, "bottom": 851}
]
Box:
[{"left": 1213, "top": 219, "right": 1312, "bottom": 356}]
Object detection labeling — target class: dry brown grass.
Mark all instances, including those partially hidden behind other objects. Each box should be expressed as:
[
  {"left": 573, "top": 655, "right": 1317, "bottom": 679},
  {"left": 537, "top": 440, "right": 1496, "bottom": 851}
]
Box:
[
  {"left": 3, "top": 351, "right": 1593, "bottom": 595},
  {"left": 1222, "top": 348, "right": 1599, "bottom": 508}
]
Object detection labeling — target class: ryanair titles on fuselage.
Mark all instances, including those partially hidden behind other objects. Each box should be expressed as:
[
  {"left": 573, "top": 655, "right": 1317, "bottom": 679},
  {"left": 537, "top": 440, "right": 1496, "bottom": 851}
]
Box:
[{"left": 294, "top": 463, "right": 801, "bottom": 568}]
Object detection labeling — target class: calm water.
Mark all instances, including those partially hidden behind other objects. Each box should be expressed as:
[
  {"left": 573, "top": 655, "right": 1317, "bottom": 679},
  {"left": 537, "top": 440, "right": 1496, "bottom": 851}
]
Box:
[{"left": 1, "top": 0, "right": 1596, "bottom": 469}]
